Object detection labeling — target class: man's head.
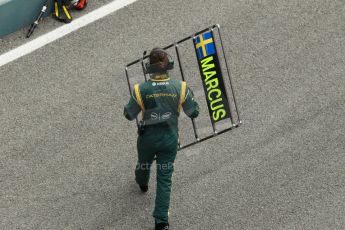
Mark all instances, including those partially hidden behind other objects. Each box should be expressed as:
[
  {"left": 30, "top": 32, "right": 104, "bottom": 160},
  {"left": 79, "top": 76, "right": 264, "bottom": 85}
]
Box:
[
  {"left": 146, "top": 48, "right": 174, "bottom": 75},
  {"left": 150, "top": 48, "right": 168, "bottom": 67}
]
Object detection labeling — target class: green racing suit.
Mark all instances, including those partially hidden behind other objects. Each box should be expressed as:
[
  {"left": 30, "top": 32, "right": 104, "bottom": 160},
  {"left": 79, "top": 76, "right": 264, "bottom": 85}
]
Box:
[{"left": 124, "top": 74, "right": 199, "bottom": 224}]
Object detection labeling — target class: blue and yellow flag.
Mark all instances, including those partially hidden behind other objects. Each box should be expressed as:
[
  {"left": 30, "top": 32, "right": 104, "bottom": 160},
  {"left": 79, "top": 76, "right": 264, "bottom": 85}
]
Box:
[{"left": 194, "top": 31, "right": 216, "bottom": 60}]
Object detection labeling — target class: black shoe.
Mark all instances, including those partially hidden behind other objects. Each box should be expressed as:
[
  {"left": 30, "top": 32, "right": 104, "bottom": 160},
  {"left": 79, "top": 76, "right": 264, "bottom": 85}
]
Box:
[
  {"left": 155, "top": 223, "right": 169, "bottom": 230},
  {"left": 139, "top": 185, "right": 148, "bottom": 193}
]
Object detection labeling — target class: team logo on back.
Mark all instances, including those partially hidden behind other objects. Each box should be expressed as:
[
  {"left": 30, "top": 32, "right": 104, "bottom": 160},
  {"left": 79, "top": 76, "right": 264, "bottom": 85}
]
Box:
[
  {"left": 162, "top": 112, "right": 172, "bottom": 120},
  {"left": 151, "top": 112, "right": 158, "bottom": 120},
  {"left": 152, "top": 82, "right": 169, "bottom": 86}
]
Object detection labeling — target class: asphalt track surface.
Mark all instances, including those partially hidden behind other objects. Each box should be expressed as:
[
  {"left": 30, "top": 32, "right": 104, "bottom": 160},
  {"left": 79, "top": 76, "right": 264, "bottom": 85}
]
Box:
[{"left": 1, "top": 0, "right": 345, "bottom": 229}]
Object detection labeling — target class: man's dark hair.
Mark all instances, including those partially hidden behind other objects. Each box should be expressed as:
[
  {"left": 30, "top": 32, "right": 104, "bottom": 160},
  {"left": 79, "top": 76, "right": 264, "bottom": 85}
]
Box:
[{"left": 149, "top": 48, "right": 169, "bottom": 71}]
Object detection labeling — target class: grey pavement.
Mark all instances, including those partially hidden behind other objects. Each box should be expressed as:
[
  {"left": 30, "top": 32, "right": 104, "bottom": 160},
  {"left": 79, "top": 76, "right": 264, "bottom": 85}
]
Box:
[{"left": 0, "top": 0, "right": 344, "bottom": 229}]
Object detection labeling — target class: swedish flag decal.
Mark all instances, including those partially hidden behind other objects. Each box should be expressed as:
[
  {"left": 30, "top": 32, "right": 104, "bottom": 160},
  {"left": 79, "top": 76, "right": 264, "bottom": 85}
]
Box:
[{"left": 194, "top": 31, "right": 216, "bottom": 60}]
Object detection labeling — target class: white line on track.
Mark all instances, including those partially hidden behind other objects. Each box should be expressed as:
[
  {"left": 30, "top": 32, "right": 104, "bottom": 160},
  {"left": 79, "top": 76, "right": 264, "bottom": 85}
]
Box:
[{"left": 0, "top": 0, "right": 138, "bottom": 68}]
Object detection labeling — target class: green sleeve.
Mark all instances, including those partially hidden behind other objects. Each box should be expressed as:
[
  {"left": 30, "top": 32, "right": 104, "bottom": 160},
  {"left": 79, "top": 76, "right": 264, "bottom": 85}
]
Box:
[
  {"left": 182, "top": 86, "right": 199, "bottom": 118},
  {"left": 124, "top": 91, "right": 141, "bottom": 120}
]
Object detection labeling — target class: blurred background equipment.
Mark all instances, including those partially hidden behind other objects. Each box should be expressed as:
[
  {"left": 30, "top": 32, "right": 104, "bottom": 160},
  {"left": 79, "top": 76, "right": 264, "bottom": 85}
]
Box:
[
  {"left": 26, "top": 0, "right": 50, "bottom": 38},
  {"left": 53, "top": 0, "right": 72, "bottom": 23},
  {"left": 70, "top": 0, "right": 87, "bottom": 10}
]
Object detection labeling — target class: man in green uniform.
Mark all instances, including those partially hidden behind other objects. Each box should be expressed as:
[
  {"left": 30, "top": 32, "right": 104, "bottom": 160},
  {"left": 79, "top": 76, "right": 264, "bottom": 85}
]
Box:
[{"left": 124, "top": 48, "right": 199, "bottom": 230}]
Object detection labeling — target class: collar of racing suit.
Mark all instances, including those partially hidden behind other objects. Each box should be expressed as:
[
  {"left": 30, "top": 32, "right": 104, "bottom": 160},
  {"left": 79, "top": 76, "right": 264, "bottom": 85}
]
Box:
[{"left": 150, "top": 73, "right": 170, "bottom": 81}]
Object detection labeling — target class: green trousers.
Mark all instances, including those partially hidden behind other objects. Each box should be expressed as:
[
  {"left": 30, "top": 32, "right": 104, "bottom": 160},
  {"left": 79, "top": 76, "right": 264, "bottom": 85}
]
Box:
[{"left": 135, "top": 127, "right": 178, "bottom": 224}]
